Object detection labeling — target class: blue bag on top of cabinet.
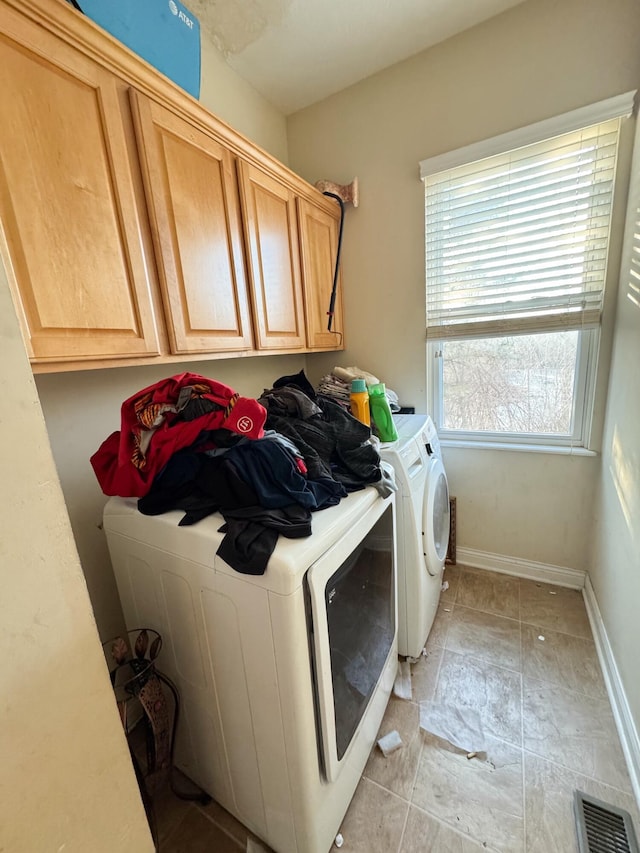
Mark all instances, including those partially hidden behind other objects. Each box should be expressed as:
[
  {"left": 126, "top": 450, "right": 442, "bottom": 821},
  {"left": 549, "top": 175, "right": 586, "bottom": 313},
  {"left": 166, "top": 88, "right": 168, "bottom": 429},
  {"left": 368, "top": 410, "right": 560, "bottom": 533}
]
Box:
[{"left": 70, "top": 0, "right": 201, "bottom": 98}]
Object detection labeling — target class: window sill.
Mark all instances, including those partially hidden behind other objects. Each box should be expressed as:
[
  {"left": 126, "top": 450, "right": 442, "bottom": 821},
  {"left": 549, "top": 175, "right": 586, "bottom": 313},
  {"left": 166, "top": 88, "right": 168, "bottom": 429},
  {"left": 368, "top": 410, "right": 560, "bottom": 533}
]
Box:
[{"left": 440, "top": 438, "right": 598, "bottom": 457}]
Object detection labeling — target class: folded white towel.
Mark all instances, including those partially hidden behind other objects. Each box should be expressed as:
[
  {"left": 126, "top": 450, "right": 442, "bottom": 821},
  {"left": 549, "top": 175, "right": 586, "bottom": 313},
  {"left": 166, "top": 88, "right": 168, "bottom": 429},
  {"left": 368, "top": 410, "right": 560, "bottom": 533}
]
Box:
[{"left": 333, "top": 365, "right": 380, "bottom": 386}]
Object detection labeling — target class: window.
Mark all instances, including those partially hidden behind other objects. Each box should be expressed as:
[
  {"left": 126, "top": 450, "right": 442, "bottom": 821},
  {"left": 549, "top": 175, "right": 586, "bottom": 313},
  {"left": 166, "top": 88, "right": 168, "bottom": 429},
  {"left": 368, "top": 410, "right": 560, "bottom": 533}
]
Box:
[{"left": 421, "top": 93, "right": 635, "bottom": 448}]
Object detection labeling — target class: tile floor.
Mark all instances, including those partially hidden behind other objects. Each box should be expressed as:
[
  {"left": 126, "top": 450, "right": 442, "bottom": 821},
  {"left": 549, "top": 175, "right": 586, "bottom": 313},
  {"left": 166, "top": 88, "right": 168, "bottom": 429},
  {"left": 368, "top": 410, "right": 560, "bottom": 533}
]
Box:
[{"left": 151, "top": 565, "right": 639, "bottom": 853}]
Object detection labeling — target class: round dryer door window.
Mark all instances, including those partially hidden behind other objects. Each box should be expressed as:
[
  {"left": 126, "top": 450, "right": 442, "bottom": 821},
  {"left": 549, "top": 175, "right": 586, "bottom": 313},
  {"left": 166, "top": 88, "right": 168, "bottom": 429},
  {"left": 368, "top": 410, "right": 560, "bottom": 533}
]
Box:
[
  {"left": 422, "top": 459, "right": 450, "bottom": 574},
  {"left": 432, "top": 472, "right": 450, "bottom": 562}
]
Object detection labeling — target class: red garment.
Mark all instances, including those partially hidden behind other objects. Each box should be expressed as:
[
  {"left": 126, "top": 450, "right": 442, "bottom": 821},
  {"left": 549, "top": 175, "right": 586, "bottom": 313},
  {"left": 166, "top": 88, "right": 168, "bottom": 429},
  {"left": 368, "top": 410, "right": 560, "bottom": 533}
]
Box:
[{"left": 91, "top": 373, "right": 266, "bottom": 497}]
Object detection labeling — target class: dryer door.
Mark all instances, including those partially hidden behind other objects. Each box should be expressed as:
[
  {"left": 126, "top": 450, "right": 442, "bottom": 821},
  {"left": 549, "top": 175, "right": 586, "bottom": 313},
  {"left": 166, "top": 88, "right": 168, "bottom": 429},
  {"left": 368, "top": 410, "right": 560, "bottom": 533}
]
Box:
[
  {"left": 306, "top": 496, "right": 396, "bottom": 782},
  {"left": 422, "top": 458, "right": 450, "bottom": 575}
]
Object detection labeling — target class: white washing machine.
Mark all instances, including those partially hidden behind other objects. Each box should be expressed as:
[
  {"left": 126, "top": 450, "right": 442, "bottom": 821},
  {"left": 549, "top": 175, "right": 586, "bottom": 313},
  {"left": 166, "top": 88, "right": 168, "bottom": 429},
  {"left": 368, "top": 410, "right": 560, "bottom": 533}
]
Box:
[{"left": 379, "top": 414, "right": 450, "bottom": 659}]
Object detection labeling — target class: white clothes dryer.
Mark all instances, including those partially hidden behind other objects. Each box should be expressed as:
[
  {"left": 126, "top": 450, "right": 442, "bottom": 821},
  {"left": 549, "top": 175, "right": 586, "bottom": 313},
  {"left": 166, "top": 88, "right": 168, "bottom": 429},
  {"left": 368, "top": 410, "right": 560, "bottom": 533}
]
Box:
[
  {"left": 103, "top": 487, "right": 397, "bottom": 853},
  {"left": 379, "top": 414, "right": 450, "bottom": 659}
]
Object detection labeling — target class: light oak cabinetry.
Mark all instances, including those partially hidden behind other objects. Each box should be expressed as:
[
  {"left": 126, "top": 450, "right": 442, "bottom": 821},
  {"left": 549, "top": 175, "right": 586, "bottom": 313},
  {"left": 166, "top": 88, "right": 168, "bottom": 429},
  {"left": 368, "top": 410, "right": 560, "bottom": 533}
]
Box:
[
  {"left": 0, "top": 6, "right": 159, "bottom": 363},
  {"left": 0, "top": 0, "right": 344, "bottom": 372},
  {"left": 130, "top": 92, "right": 254, "bottom": 355},
  {"left": 297, "top": 198, "right": 344, "bottom": 350},
  {"left": 238, "top": 160, "right": 307, "bottom": 350}
]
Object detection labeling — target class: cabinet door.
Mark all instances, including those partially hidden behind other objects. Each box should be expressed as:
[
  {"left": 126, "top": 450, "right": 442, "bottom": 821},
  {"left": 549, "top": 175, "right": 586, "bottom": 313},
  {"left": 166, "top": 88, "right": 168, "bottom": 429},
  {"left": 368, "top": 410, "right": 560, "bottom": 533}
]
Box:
[
  {"left": 297, "top": 198, "right": 345, "bottom": 350},
  {"left": 0, "top": 16, "right": 159, "bottom": 362},
  {"left": 237, "top": 161, "right": 306, "bottom": 350},
  {"left": 130, "top": 92, "right": 253, "bottom": 354}
]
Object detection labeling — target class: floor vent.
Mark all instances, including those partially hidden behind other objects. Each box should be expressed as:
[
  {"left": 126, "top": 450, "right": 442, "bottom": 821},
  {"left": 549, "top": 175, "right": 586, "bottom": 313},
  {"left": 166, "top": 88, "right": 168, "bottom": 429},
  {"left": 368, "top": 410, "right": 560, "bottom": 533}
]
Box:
[{"left": 574, "top": 790, "right": 639, "bottom": 853}]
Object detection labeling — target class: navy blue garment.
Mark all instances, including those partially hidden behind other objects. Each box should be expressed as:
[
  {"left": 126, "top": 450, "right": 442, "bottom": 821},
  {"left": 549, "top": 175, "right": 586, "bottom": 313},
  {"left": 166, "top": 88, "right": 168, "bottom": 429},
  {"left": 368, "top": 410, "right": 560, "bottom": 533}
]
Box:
[
  {"left": 137, "top": 451, "right": 258, "bottom": 521},
  {"left": 225, "top": 438, "right": 344, "bottom": 510}
]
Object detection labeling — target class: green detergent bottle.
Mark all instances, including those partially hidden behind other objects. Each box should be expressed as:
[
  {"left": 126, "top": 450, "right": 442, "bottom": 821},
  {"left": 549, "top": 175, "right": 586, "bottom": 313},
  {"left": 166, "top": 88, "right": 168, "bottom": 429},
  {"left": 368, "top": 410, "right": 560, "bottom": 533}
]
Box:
[{"left": 368, "top": 383, "right": 398, "bottom": 442}]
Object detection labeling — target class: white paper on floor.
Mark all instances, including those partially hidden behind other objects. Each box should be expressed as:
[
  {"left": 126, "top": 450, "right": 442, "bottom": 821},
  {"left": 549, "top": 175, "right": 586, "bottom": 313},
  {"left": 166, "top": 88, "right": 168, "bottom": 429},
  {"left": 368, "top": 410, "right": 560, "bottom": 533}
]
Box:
[
  {"left": 393, "top": 660, "right": 412, "bottom": 700},
  {"left": 377, "top": 729, "right": 404, "bottom": 757},
  {"left": 419, "top": 701, "right": 487, "bottom": 755}
]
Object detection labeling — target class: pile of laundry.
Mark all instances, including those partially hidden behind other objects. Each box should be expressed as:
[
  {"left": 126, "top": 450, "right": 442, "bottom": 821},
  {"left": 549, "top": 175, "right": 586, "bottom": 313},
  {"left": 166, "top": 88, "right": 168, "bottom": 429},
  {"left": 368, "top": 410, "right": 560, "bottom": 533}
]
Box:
[
  {"left": 317, "top": 365, "right": 400, "bottom": 413},
  {"left": 91, "top": 371, "right": 390, "bottom": 576}
]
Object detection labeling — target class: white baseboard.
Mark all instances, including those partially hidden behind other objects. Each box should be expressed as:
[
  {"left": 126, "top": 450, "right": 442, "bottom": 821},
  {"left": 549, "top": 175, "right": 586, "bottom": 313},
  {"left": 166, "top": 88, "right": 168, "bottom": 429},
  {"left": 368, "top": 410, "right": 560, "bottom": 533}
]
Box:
[
  {"left": 583, "top": 576, "right": 640, "bottom": 809},
  {"left": 455, "top": 547, "right": 586, "bottom": 589}
]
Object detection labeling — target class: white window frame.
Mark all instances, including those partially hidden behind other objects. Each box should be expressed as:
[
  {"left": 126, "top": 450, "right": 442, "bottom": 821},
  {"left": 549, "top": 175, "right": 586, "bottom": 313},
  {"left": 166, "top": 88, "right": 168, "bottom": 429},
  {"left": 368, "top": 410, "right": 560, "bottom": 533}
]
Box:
[
  {"left": 426, "top": 328, "right": 599, "bottom": 450},
  {"left": 421, "top": 91, "right": 635, "bottom": 452}
]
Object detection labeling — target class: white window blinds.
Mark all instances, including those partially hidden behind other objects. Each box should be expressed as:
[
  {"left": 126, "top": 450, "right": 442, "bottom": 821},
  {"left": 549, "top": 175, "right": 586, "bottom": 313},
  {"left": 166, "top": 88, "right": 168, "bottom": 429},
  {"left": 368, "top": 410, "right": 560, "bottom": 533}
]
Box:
[{"left": 423, "top": 116, "right": 625, "bottom": 341}]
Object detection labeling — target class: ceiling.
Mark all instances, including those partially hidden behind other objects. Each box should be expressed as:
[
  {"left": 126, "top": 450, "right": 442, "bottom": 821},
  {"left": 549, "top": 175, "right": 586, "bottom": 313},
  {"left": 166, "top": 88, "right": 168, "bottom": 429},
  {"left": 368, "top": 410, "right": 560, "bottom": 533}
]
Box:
[{"left": 187, "top": 0, "right": 526, "bottom": 114}]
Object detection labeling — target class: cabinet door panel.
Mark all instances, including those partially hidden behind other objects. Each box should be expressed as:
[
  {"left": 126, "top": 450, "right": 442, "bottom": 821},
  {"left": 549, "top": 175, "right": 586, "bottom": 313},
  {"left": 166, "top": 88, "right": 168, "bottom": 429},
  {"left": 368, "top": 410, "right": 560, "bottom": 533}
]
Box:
[
  {"left": 0, "top": 28, "right": 159, "bottom": 361},
  {"left": 130, "top": 93, "right": 253, "bottom": 354},
  {"left": 297, "top": 198, "right": 344, "bottom": 350},
  {"left": 238, "top": 161, "right": 305, "bottom": 350}
]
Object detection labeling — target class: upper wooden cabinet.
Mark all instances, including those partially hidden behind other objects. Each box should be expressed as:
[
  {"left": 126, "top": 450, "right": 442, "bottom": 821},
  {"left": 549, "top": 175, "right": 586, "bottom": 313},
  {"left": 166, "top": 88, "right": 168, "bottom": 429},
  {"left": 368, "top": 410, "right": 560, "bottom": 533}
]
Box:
[
  {"left": 0, "top": 9, "right": 160, "bottom": 363},
  {"left": 129, "top": 92, "right": 254, "bottom": 355},
  {"left": 237, "top": 160, "right": 307, "bottom": 351},
  {"left": 0, "top": 0, "right": 344, "bottom": 370},
  {"left": 297, "top": 198, "right": 344, "bottom": 350}
]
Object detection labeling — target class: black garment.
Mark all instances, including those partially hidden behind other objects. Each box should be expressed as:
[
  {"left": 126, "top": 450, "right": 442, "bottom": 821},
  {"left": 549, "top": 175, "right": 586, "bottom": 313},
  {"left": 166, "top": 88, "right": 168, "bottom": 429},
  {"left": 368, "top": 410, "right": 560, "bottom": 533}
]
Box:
[
  {"left": 272, "top": 368, "right": 317, "bottom": 400},
  {"left": 259, "top": 386, "right": 381, "bottom": 492},
  {"left": 218, "top": 504, "right": 311, "bottom": 575},
  {"left": 259, "top": 386, "right": 321, "bottom": 420}
]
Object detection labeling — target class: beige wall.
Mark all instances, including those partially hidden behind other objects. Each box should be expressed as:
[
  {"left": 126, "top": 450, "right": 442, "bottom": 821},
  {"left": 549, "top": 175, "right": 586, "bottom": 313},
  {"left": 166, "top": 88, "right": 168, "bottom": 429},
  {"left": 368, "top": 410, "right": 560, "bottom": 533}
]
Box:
[
  {"left": 443, "top": 448, "right": 599, "bottom": 570},
  {"left": 0, "top": 264, "right": 153, "bottom": 851},
  {"left": 289, "top": 0, "right": 640, "bottom": 572},
  {"left": 589, "top": 117, "right": 640, "bottom": 732},
  {"left": 199, "top": 29, "right": 289, "bottom": 163}
]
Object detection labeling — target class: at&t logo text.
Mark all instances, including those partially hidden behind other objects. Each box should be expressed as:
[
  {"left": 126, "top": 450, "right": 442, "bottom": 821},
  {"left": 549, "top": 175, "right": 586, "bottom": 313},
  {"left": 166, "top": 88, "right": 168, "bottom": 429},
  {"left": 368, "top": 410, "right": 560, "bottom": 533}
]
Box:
[{"left": 169, "top": 0, "right": 195, "bottom": 29}]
